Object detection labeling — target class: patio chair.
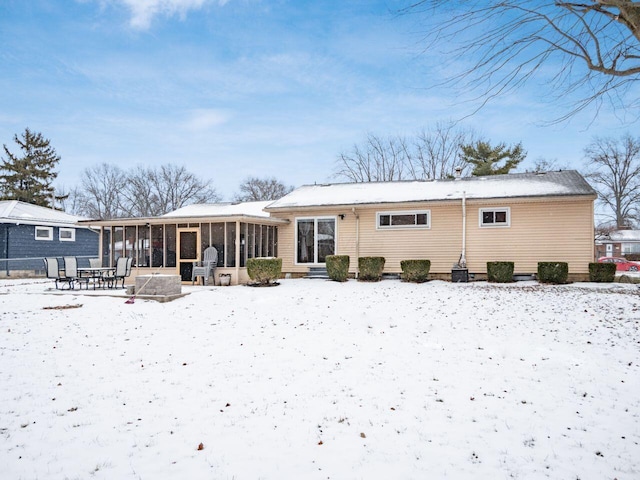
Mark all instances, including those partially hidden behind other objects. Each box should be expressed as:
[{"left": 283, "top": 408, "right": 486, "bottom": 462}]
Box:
[
  {"left": 192, "top": 246, "right": 218, "bottom": 286},
  {"left": 63, "top": 256, "right": 89, "bottom": 290},
  {"left": 104, "top": 256, "right": 132, "bottom": 289},
  {"left": 44, "top": 257, "right": 75, "bottom": 290},
  {"left": 89, "top": 258, "right": 102, "bottom": 268}
]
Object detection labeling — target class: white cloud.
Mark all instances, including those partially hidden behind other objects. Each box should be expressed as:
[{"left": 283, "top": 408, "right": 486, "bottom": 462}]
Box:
[
  {"left": 104, "top": 0, "right": 227, "bottom": 29},
  {"left": 184, "top": 108, "right": 229, "bottom": 131}
]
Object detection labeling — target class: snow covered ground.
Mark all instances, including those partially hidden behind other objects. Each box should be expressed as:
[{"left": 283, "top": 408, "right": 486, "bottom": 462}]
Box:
[{"left": 1, "top": 278, "right": 638, "bottom": 480}]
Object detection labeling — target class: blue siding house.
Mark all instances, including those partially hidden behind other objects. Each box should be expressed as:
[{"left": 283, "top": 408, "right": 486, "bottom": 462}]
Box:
[{"left": 0, "top": 200, "right": 99, "bottom": 277}]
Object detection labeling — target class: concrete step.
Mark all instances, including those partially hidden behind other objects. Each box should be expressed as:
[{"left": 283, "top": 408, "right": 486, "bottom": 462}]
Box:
[{"left": 306, "top": 267, "right": 329, "bottom": 279}]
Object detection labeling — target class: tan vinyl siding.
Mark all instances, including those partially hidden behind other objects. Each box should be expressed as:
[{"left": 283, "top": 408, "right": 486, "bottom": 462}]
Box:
[
  {"left": 465, "top": 197, "right": 594, "bottom": 274},
  {"left": 272, "top": 195, "right": 594, "bottom": 275}
]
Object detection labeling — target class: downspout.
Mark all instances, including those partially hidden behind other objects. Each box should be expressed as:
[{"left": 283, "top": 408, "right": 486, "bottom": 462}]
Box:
[
  {"left": 234, "top": 220, "right": 241, "bottom": 285},
  {"left": 459, "top": 191, "right": 467, "bottom": 268},
  {"left": 352, "top": 207, "right": 359, "bottom": 278},
  {"left": 4, "top": 225, "right": 9, "bottom": 276}
]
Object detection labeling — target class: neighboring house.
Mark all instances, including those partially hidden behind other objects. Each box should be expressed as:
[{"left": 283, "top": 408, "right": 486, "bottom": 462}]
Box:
[
  {"left": 595, "top": 229, "right": 640, "bottom": 259},
  {"left": 0, "top": 200, "right": 99, "bottom": 277},
  {"left": 77, "top": 201, "right": 288, "bottom": 286},
  {"left": 264, "top": 170, "right": 597, "bottom": 280}
]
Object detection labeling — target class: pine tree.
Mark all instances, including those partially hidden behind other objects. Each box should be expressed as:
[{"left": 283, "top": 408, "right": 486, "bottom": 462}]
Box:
[
  {"left": 0, "top": 128, "right": 61, "bottom": 207},
  {"left": 460, "top": 141, "right": 526, "bottom": 176}
]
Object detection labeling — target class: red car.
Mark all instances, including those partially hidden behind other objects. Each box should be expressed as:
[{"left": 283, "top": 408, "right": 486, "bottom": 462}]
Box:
[{"left": 598, "top": 256, "right": 640, "bottom": 272}]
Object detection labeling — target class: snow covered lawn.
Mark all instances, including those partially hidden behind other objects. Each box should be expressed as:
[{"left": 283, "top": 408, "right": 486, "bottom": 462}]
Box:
[{"left": 1, "top": 278, "right": 639, "bottom": 479}]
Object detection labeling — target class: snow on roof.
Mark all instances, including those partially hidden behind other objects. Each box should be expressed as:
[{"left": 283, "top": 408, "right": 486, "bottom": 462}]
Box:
[
  {"left": 0, "top": 200, "right": 89, "bottom": 227},
  {"left": 162, "top": 200, "right": 273, "bottom": 218},
  {"left": 600, "top": 230, "right": 640, "bottom": 242},
  {"left": 266, "top": 170, "right": 596, "bottom": 210}
]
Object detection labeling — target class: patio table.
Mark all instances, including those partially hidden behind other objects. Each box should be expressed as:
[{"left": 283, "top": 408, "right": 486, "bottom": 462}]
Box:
[{"left": 78, "top": 267, "right": 116, "bottom": 289}]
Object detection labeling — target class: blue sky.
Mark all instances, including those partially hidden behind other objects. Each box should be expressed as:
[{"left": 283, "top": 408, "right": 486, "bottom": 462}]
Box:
[{"left": 0, "top": 0, "right": 634, "bottom": 201}]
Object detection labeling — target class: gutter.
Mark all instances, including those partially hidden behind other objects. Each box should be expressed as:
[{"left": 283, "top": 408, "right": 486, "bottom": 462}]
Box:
[{"left": 352, "top": 207, "right": 359, "bottom": 278}]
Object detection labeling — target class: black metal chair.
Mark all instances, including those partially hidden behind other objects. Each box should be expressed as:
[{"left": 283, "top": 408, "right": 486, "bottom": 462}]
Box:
[
  {"left": 104, "top": 256, "right": 132, "bottom": 289},
  {"left": 44, "top": 257, "right": 74, "bottom": 290},
  {"left": 63, "top": 256, "right": 89, "bottom": 290}
]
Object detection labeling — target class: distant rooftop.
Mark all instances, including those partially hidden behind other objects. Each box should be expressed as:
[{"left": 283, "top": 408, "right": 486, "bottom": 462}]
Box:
[
  {"left": 0, "top": 200, "right": 89, "bottom": 227},
  {"left": 266, "top": 170, "right": 596, "bottom": 210}
]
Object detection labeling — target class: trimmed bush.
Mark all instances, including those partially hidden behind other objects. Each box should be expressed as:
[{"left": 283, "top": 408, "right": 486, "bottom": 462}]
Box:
[
  {"left": 588, "top": 262, "right": 616, "bottom": 282},
  {"left": 246, "top": 257, "right": 282, "bottom": 285},
  {"left": 537, "top": 262, "right": 569, "bottom": 284},
  {"left": 400, "top": 259, "right": 431, "bottom": 283},
  {"left": 626, "top": 253, "right": 640, "bottom": 262},
  {"left": 487, "top": 261, "right": 514, "bottom": 283},
  {"left": 358, "top": 256, "right": 385, "bottom": 282},
  {"left": 326, "top": 255, "right": 350, "bottom": 282}
]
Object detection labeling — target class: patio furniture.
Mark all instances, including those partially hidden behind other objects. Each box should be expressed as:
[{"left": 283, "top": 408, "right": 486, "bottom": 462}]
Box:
[
  {"left": 89, "top": 258, "right": 102, "bottom": 268},
  {"left": 192, "top": 246, "right": 218, "bottom": 286},
  {"left": 44, "top": 257, "right": 75, "bottom": 290},
  {"left": 78, "top": 266, "right": 115, "bottom": 289},
  {"left": 103, "top": 256, "right": 133, "bottom": 289},
  {"left": 64, "top": 256, "right": 89, "bottom": 290}
]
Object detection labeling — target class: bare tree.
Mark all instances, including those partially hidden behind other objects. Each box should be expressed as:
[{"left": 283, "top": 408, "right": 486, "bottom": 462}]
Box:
[
  {"left": 334, "top": 133, "right": 411, "bottom": 182},
  {"left": 70, "top": 163, "right": 219, "bottom": 219},
  {"left": 334, "top": 125, "right": 476, "bottom": 182},
  {"left": 233, "top": 177, "right": 294, "bottom": 202},
  {"left": 585, "top": 133, "right": 640, "bottom": 228},
  {"left": 411, "top": 122, "right": 476, "bottom": 179},
  {"left": 72, "top": 163, "right": 127, "bottom": 219},
  {"left": 120, "top": 165, "right": 158, "bottom": 217},
  {"left": 146, "top": 164, "right": 220, "bottom": 215},
  {"left": 402, "top": 1, "right": 640, "bottom": 121}
]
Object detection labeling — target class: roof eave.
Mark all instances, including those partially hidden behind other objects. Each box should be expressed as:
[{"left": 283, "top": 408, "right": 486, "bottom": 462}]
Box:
[
  {"left": 78, "top": 214, "right": 289, "bottom": 226},
  {"left": 265, "top": 192, "right": 597, "bottom": 211}
]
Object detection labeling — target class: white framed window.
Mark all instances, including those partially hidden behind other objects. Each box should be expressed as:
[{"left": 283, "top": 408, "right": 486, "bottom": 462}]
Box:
[
  {"left": 377, "top": 211, "right": 430, "bottom": 229},
  {"left": 295, "top": 217, "right": 336, "bottom": 264},
  {"left": 35, "top": 226, "right": 53, "bottom": 241},
  {"left": 480, "top": 207, "right": 510, "bottom": 227},
  {"left": 59, "top": 228, "right": 76, "bottom": 242}
]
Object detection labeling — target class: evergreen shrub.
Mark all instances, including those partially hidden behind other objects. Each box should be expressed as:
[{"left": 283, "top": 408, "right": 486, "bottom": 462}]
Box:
[
  {"left": 326, "top": 255, "right": 350, "bottom": 282},
  {"left": 246, "top": 258, "right": 282, "bottom": 285},
  {"left": 487, "top": 261, "right": 514, "bottom": 283},
  {"left": 400, "top": 260, "right": 431, "bottom": 283},
  {"left": 358, "top": 257, "right": 385, "bottom": 281},
  {"left": 588, "top": 262, "right": 616, "bottom": 282},
  {"left": 537, "top": 262, "right": 569, "bottom": 284}
]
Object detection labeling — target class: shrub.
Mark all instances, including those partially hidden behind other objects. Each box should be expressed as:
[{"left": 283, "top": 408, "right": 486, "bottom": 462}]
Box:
[
  {"left": 326, "top": 255, "right": 350, "bottom": 282},
  {"left": 400, "top": 259, "right": 431, "bottom": 283},
  {"left": 358, "top": 257, "right": 385, "bottom": 282},
  {"left": 537, "top": 262, "right": 569, "bottom": 284},
  {"left": 487, "top": 261, "right": 514, "bottom": 283},
  {"left": 626, "top": 253, "right": 640, "bottom": 262},
  {"left": 588, "top": 262, "right": 616, "bottom": 282},
  {"left": 246, "top": 257, "right": 282, "bottom": 285}
]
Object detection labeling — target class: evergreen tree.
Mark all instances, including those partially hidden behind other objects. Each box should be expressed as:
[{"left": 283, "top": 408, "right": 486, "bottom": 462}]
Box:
[
  {"left": 460, "top": 141, "right": 526, "bottom": 176},
  {"left": 0, "top": 128, "right": 61, "bottom": 207}
]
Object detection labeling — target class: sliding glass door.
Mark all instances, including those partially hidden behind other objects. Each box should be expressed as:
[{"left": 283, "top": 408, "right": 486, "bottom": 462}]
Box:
[{"left": 296, "top": 217, "right": 336, "bottom": 264}]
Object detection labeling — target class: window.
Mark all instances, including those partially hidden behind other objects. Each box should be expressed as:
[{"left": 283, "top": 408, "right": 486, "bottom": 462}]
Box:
[
  {"left": 59, "top": 228, "right": 76, "bottom": 242},
  {"left": 377, "top": 211, "right": 430, "bottom": 229},
  {"left": 296, "top": 217, "right": 336, "bottom": 264},
  {"left": 480, "top": 208, "right": 510, "bottom": 227},
  {"left": 35, "top": 226, "right": 53, "bottom": 241}
]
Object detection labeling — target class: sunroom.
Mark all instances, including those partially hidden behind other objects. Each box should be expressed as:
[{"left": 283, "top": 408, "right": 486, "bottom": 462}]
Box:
[{"left": 78, "top": 201, "right": 288, "bottom": 286}]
